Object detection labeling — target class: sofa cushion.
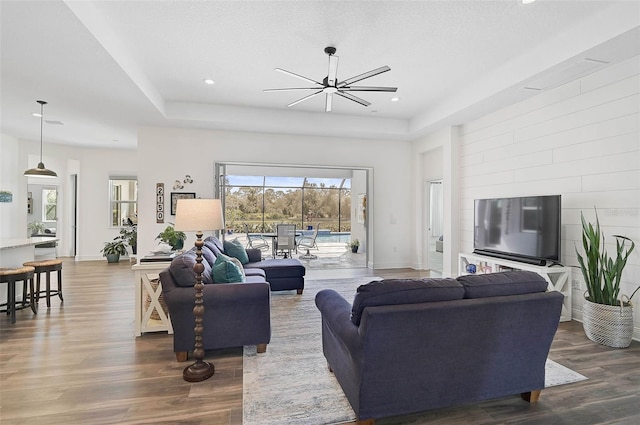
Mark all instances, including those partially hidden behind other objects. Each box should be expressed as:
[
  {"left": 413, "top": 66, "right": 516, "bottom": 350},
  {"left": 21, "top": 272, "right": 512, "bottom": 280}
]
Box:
[
  {"left": 223, "top": 238, "right": 250, "bottom": 264},
  {"left": 228, "top": 256, "right": 246, "bottom": 279},
  {"left": 169, "top": 249, "right": 214, "bottom": 287},
  {"left": 212, "top": 254, "right": 246, "bottom": 283},
  {"left": 200, "top": 244, "right": 217, "bottom": 267},
  {"left": 204, "top": 236, "right": 224, "bottom": 257},
  {"left": 350, "top": 278, "right": 465, "bottom": 326},
  {"left": 244, "top": 258, "right": 305, "bottom": 279},
  {"left": 457, "top": 271, "right": 548, "bottom": 299}
]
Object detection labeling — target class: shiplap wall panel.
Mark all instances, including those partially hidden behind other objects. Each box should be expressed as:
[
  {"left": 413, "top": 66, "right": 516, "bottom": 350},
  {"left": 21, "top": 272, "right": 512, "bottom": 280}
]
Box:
[
  {"left": 553, "top": 131, "right": 638, "bottom": 163},
  {"left": 583, "top": 170, "right": 640, "bottom": 192},
  {"left": 457, "top": 55, "right": 640, "bottom": 337},
  {"left": 462, "top": 82, "right": 581, "bottom": 138}
]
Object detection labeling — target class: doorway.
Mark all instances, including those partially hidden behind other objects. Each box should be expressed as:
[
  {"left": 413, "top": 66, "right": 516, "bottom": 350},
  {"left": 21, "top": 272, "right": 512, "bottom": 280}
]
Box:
[
  {"left": 215, "top": 162, "right": 370, "bottom": 269},
  {"left": 426, "top": 179, "right": 443, "bottom": 273}
]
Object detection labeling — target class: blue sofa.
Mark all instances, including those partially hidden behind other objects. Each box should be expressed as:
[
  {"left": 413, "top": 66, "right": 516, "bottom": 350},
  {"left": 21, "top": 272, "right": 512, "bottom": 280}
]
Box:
[
  {"left": 160, "top": 236, "right": 305, "bottom": 361},
  {"left": 315, "top": 271, "right": 564, "bottom": 424}
]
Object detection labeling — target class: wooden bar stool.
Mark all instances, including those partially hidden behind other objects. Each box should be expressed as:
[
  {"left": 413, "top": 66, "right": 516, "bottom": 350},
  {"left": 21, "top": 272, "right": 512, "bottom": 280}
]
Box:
[
  {"left": 23, "top": 259, "right": 63, "bottom": 308},
  {"left": 0, "top": 266, "right": 37, "bottom": 323}
]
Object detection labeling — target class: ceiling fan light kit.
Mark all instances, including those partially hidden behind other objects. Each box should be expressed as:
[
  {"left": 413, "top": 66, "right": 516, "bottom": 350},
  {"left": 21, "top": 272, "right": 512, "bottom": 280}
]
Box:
[
  {"left": 264, "top": 46, "right": 397, "bottom": 112},
  {"left": 24, "top": 100, "right": 57, "bottom": 178}
]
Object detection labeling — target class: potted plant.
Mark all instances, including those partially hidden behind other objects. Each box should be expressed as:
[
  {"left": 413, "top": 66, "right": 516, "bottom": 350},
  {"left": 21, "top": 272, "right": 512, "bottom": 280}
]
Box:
[
  {"left": 350, "top": 239, "right": 360, "bottom": 253},
  {"left": 576, "top": 208, "right": 638, "bottom": 348},
  {"left": 100, "top": 238, "right": 127, "bottom": 263},
  {"left": 28, "top": 221, "right": 46, "bottom": 236},
  {"left": 156, "top": 224, "right": 186, "bottom": 250},
  {"left": 119, "top": 222, "right": 137, "bottom": 254}
]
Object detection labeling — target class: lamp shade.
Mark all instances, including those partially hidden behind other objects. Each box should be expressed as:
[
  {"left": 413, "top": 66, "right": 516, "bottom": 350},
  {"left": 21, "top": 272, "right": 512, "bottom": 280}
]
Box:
[{"left": 174, "top": 198, "right": 224, "bottom": 232}]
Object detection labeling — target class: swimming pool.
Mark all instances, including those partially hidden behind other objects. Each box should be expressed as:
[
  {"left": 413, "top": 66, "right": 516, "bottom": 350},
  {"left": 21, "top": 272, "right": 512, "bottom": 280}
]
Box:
[{"left": 314, "top": 232, "right": 351, "bottom": 243}]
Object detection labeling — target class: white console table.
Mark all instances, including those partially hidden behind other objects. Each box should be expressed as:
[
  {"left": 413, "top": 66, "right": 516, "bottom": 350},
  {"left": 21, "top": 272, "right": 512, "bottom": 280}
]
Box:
[
  {"left": 132, "top": 261, "right": 173, "bottom": 336},
  {"left": 458, "top": 253, "right": 572, "bottom": 322}
]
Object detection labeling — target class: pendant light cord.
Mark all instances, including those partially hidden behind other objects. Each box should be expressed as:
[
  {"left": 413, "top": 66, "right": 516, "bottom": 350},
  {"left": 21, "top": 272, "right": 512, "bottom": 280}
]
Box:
[{"left": 40, "top": 102, "right": 44, "bottom": 162}]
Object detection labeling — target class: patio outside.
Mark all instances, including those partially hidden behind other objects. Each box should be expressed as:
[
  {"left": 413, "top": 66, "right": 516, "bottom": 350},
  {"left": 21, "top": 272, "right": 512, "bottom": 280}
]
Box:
[{"left": 226, "top": 230, "right": 366, "bottom": 269}]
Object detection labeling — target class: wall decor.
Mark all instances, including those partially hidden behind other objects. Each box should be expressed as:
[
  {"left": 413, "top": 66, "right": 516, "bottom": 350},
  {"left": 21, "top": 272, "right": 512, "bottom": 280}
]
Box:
[
  {"left": 156, "top": 183, "right": 165, "bottom": 223},
  {"left": 0, "top": 190, "right": 13, "bottom": 203},
  {"left": 171, "top": 192, "right": 196, "bottom": 215}
]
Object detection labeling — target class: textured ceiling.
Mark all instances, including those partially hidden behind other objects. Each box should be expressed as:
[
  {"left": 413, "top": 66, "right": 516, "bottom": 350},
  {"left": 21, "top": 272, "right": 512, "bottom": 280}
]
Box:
[{"left": 1, "top": 1, "right": 638, "bottom": 149}]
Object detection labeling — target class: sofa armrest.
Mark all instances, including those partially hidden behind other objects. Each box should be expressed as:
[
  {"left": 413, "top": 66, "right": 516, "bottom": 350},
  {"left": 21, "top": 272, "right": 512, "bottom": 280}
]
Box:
[
  {"left": 246, "top": 248, "right": 262, "bottom": 263},
  {"left": 315, "top": 289, "right": 361, "bottom": 352}
]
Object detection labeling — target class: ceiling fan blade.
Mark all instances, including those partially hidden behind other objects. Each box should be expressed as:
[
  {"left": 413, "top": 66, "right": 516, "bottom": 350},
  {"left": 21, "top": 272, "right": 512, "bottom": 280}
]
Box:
[
  {"left": 327, "top": 55, "right": 339, "bottom": 86},
  {"left": 263, "top": 87, "right": 323, "bottom": 92},
  {"left": 338, "top": 66, "right": 391, "bottom": 87},
  {"left": 326, "top": 93, "right": 333, "bottom": 112},
  {"left": 340, "top": 86, "right": 397, "bottom": 92},
  {"left": 287, "top": 90, "right": 324, "bottom": 107},
  {"left": 275, "top": 68, "right": 323, "bottom": 86},
  {"left": 336, "top": 91, "right": 371, "bottom": 107}
]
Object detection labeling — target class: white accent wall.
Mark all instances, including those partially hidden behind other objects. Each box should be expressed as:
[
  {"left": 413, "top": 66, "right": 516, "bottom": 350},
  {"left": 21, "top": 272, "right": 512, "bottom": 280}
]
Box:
[{"left": 455, "top": 55, "right": 640, "bottom": 339}]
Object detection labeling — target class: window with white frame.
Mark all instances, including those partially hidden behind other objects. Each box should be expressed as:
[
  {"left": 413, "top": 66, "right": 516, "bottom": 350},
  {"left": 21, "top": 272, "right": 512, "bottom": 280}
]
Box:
[
  {"left": 109, "top": 177, "right": 138, "bottom": 227},
  {"left": 42, "top": 188, "right": 57, "bottom": 222}
]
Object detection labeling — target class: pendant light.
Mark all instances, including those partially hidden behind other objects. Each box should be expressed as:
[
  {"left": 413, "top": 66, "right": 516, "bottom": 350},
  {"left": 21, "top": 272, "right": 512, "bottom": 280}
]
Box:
[{"left": 24, "top": 100, "right": 57, "bottom": 178}]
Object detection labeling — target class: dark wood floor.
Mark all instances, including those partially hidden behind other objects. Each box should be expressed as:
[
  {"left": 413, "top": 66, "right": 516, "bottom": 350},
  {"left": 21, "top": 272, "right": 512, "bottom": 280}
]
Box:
[{"left": 0, "top": 260, "right": 638, "bottom": 424}]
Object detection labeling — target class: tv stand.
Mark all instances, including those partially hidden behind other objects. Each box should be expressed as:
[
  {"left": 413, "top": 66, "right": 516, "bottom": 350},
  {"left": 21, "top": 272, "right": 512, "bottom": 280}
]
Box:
[
  {"left": 459, "top": 252, "right": 571, "bottom": 322},
  {"left": 472, "top": 249, "right": 546, "bottom": 266}
]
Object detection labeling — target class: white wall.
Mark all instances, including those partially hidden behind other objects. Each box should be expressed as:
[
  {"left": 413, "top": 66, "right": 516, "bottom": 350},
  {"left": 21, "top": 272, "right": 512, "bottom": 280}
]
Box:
[
  {"left": 137, "top": 126, "right": 413, "bottom": 269},
  {"left": 455, "top": 55, "right": 640, "bottom": 338},
  {"left": 0, "top": 134, "right": 27, "bottom": 238}
]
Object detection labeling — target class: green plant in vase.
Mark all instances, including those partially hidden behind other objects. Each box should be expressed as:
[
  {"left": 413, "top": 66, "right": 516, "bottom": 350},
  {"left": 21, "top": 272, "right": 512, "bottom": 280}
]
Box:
[
  {"left": 576, "top": 208, "right": 638, "bottom": 348},
  {"left": 100, "top": 238, "right": 127, "bottom": 263},
  {"left": 156, "top": 224, "right": 186, "bottom": 250},
  {"left": 350, "top": 239, "right": 360, "bottom": 253},
  {"left": 119, "top": 222, "right": 137, "bottom": 254}
]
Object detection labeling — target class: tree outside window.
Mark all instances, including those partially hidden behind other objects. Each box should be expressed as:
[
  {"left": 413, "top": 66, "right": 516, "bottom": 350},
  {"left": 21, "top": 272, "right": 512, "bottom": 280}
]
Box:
[{"left": 42, "top": 188, "right": 57, "bottom": 222}]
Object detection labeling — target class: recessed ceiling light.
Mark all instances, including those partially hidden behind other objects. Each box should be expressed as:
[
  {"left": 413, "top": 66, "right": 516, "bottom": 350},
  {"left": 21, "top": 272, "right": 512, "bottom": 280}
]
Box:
[
  {"left": 522, "top": 0, "right": 536, "bottom": 4},
  {"left": 391, "top": 97, "right": 400, "bottom": 102},
  {"left": 203, "top": 79, "right": 215, "bottom": 85},
  {"left": 32, "top": 112, "right": 42, "bottom": 117}
]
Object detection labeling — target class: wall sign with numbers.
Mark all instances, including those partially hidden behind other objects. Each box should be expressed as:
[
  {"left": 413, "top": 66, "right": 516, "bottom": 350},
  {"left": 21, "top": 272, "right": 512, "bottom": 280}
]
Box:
[{"left": 156, "top": 183, "right": 165, "bottom": 223}]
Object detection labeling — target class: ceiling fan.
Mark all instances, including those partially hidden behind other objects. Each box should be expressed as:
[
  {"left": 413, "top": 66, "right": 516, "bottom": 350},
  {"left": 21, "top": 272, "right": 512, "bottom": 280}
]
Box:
[{"left": 264, "top": 46, "right": 397, "bottom": 112}]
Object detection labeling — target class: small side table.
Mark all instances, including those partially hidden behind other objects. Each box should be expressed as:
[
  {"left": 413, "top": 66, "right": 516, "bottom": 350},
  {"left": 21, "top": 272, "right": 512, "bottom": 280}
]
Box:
[{"left": 132, "top": 260, "right": 173, "bottom": 337}]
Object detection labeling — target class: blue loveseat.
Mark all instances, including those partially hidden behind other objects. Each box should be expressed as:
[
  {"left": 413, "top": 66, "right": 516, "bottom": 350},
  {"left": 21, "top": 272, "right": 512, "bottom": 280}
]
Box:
[{"left": 315, "top": 271, "right": 564, "bottom": 425}]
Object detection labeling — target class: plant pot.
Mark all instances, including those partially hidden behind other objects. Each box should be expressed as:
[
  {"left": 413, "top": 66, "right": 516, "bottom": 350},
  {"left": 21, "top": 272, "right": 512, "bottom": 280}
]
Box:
[
  {"left": 582, "top": 298, "right": 633, "bottom": 348},
  {"left": 171, "top": 239, "right": 184, "bottom": 251},
  {"left": 351, "top": 246, "right": 358, "bottom": 253},
  {"left": 106, "top": 253, "right": 121, "bottom": 263}
]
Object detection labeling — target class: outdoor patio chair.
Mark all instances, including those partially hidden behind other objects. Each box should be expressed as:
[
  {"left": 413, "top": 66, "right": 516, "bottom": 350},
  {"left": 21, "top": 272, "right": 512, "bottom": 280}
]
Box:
[
  {"left": 244, "top": 223, "right": 270, "bottom": 251},
  {"left": 275, "top": 224, "right": 296, "bottom": 258},
  {"left": 297, "top": 224, "right": 319, "bottom": 251}
]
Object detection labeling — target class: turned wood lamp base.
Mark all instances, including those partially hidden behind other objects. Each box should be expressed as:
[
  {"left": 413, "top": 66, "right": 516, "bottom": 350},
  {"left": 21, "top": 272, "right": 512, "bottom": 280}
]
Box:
[{"left": 183, "top": 360, "right": 215, "bottom": 382}]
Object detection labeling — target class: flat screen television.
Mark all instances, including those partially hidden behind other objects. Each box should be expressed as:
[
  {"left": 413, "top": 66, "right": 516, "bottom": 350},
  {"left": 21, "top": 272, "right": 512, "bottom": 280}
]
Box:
[{"left": 473, "top": 195, "right": 561, "bottom": 266}]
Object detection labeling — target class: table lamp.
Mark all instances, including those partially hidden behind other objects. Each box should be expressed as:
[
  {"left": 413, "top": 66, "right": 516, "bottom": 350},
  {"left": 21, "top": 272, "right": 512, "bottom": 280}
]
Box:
[{"left": 174, "top": 198, "right": 225, "bottom": 382}]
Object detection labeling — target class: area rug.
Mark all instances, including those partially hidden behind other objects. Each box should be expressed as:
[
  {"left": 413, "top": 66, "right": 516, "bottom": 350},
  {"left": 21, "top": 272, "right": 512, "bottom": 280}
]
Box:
[{"left": 243, "top": 277, "right": 587, "bottom": 425}]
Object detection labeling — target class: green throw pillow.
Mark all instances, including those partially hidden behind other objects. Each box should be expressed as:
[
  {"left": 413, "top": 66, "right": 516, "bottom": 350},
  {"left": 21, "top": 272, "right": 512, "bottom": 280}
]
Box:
[
  {"left": 211, "top": 254, "right": 246, "bottom": 283},
  {"left": 223, "top": 238, "right": 249, "bottom": 264}
]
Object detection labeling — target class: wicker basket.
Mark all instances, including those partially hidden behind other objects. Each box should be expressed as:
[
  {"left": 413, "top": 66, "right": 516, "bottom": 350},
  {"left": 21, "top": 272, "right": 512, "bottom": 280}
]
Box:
[
  {"left": 582, "top": 298, "right": 633, "bottom": 348},
  {"left": 145, "top": 278, "right": 169, "bottom": 321}
]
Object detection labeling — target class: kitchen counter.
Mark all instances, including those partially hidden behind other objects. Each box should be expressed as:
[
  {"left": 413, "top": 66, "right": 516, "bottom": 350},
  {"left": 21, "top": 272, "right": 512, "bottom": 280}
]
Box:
[{"left": 0, "top": 236, "right": 59, "bottom": 267}]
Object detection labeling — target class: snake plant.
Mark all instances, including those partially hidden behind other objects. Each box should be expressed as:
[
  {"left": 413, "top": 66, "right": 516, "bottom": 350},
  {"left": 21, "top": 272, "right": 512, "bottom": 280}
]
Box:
[{"left": 576, "top": 209, "right": 636, "bottom": 306}]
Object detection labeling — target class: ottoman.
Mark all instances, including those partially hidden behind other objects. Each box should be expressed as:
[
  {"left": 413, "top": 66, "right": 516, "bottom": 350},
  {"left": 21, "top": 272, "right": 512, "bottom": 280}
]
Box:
[{"left": 245, "top": 258, "right": 306, "bottom": 294}]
